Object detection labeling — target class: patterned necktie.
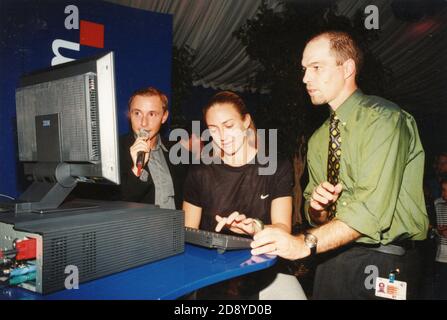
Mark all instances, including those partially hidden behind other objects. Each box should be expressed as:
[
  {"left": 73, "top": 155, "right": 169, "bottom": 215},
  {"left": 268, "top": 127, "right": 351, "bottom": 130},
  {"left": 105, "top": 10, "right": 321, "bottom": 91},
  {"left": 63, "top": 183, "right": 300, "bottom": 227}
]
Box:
[{"left": 327, "top": 112, "right": 341, "bottom": 219}]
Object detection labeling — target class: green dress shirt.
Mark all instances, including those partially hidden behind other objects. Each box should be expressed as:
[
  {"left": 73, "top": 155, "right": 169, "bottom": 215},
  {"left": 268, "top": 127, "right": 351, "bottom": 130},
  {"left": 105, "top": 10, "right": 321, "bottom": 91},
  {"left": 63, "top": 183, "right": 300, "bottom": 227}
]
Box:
[{"left": 304, "top": 90, "right": 429, "bottom": 244}]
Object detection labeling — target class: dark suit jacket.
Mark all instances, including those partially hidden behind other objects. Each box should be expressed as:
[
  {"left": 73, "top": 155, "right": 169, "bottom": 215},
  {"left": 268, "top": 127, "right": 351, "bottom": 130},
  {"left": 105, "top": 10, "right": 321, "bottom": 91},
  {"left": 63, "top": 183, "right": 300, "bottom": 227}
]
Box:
[
  {"left": 73, "top": 132, "right": 188, "bottom": 209},
  {"left": 118, "top": 133, "right": 187, "bottom": 209}
]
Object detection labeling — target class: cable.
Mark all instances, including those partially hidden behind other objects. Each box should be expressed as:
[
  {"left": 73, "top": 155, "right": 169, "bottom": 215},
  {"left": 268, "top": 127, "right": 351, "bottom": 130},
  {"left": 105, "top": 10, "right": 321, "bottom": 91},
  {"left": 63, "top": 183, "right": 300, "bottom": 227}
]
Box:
[
  {"left": 10, "top": 265, "right": 36, "bottom": 277},
  {"left": 9, "top": 272, "right": 36, "bottom": 285},
  {"left": 0, "top": 249, "right": 17, "bottom": 259},
  {"left": 0, "top": 194, "right": 15, "bottom": 201}
]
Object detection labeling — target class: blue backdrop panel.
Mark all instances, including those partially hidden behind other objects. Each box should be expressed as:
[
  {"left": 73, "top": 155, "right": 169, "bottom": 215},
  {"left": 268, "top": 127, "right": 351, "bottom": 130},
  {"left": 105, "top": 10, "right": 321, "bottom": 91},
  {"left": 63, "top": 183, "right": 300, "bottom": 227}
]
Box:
[{"left": 0, "top": 0, "right": 172, "bottom": 197}]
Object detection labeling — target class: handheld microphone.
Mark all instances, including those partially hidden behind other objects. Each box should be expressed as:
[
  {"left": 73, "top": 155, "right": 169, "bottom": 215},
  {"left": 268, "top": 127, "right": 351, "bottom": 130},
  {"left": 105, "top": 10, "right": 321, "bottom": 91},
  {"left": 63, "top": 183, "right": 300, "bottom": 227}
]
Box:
[{"left": 136, "top": 129, "right": 150, "bottom": 177}]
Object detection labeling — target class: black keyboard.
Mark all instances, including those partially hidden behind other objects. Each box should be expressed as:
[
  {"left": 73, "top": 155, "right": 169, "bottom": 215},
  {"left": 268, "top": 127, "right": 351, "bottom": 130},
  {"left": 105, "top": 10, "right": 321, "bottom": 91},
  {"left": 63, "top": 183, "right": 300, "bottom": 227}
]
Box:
[{"left": 184, "top": 227, "right": 252, "bottom": 253}]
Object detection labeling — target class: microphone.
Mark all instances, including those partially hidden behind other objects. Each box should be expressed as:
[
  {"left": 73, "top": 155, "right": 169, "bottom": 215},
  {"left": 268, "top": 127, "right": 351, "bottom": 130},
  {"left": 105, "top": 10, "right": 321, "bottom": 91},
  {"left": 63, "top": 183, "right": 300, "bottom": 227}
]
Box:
[{"left": 136, "top": 129, "right": 150, "bottom": 177}]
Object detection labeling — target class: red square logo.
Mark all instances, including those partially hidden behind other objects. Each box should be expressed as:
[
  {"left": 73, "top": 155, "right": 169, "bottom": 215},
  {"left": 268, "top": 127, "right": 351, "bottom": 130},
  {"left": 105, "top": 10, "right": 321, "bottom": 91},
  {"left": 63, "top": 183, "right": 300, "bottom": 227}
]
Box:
[{"left": 80, "top": 20, "right": 104, "bottom": 48}]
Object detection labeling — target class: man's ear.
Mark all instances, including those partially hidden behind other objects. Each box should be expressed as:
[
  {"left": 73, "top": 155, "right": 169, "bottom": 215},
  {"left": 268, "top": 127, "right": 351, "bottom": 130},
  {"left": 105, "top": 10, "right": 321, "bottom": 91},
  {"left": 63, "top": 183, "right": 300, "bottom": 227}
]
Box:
[
  {"left": 343, "top": 58, "right": 356, "bottom": 80},
  {"left": 161, "top": 110, "right": 169, "bottom": 124}
]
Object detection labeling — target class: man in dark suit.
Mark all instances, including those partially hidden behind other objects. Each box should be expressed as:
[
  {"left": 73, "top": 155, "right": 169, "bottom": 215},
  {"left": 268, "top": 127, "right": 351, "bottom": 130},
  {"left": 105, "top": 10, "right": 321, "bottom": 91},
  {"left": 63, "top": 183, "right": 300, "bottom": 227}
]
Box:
[{"left": 73, "top": 86, "right": 186, "bottom": 208}]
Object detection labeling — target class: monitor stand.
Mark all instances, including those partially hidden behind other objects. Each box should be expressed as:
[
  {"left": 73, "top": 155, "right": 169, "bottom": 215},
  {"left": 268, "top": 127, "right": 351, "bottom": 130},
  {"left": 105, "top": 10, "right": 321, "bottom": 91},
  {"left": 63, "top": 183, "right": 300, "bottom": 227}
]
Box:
[
  {"left": 14, "top": 180, "right": 76, "bottom": 213},
  {"left": 7, "top": 162, "right": 78, "bottom": 214}
]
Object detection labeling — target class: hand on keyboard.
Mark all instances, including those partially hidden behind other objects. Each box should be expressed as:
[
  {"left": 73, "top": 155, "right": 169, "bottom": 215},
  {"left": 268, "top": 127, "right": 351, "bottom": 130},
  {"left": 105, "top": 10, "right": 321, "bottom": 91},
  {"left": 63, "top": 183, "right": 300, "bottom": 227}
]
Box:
[{"left": 215, "top": 211, "right": 259, "bottom": 236}]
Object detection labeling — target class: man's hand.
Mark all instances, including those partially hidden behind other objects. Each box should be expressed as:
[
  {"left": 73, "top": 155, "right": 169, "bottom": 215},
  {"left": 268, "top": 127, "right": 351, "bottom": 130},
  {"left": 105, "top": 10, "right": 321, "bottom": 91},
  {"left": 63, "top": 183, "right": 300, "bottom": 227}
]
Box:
[
  {"left": 251, "top": 219, "right": 361, "bottom": 260},
  {"left": 130, "top": 136, "right": 150, "bottom": 176},
  {"left": 215, "top": 211, "right": 259, "bottom": 236},
  {"left": 250, "top": 228, "right": 309, "bottom": 260},
  {"left": 309, "top": 182, "right": 343, "bottom": 224}
]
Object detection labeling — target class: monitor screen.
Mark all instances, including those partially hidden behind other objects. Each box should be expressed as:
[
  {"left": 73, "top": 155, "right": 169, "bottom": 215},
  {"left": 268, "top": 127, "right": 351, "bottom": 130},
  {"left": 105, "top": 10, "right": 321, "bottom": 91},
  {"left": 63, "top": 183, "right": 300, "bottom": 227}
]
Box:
[{"left": 13, "top": 52, "right": 120, "bottom": 213}]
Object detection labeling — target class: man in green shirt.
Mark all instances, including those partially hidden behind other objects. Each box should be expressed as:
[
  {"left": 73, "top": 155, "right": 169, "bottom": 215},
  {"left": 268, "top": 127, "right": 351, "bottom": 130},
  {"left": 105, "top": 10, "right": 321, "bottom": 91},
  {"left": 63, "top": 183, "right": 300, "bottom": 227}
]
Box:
[{"left": 250, "top": 30, "right": 428, "bottom": 299}]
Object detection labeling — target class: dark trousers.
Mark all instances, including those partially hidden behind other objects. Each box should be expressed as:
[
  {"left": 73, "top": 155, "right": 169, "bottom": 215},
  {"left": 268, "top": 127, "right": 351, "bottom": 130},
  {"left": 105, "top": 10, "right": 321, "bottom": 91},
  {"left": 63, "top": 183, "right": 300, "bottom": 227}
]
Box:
[
  {"left": 312, "top": 244, "right": 422, "bottom": 300},
  {"left": 434, "top": 262, "right": 447, "bottom": 300}
]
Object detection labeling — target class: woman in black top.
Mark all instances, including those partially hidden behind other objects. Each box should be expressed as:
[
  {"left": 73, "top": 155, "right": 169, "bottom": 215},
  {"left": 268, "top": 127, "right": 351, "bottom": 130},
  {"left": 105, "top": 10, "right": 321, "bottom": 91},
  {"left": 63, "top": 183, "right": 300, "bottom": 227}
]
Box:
[{"left": 183, "top": 91, "right": 306, "bottom": 299}]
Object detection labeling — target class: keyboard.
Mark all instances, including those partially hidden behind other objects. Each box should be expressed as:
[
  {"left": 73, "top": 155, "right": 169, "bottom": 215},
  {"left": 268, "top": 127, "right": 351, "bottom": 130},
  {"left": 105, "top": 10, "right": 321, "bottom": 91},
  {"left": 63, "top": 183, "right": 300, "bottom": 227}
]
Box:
[{"left": 184, "top": 227, "right": 252, "bottom": 253}]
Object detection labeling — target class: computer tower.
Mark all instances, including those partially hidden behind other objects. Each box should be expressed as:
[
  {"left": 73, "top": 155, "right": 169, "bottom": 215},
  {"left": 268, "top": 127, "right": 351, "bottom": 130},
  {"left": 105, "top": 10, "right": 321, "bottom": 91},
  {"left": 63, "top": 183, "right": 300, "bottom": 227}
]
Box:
[{"left": 0, "top": 201, "right": 184, "bottom": 294}]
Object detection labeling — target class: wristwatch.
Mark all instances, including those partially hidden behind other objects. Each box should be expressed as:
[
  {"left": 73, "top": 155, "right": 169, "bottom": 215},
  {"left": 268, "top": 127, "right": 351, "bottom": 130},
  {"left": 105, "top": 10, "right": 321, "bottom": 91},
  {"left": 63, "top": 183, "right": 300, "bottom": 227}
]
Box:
[{"left": 304, "top": 231, "right": 318, "bottom": 256}]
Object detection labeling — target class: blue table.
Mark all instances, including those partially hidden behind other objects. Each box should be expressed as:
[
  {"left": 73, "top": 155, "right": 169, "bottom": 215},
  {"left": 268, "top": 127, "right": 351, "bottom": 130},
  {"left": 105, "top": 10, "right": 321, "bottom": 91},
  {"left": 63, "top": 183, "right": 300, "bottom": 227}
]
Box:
[{"left": 0, "top": 244, "right": 276, "bottom": 300}]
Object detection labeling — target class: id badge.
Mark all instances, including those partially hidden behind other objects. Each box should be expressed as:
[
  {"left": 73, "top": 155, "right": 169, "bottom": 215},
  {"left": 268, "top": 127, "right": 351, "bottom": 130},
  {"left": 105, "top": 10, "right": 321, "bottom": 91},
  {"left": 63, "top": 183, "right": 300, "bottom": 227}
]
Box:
[{"left": 375, "top": 276, "right": 407, "bottom": 300}]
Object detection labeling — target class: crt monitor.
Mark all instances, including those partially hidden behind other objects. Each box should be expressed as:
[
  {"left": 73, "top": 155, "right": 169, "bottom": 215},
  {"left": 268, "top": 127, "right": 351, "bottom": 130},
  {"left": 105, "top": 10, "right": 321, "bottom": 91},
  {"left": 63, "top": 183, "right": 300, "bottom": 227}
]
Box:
[{"left": 12, "top": 52, "right": 120, "bottom": 213}]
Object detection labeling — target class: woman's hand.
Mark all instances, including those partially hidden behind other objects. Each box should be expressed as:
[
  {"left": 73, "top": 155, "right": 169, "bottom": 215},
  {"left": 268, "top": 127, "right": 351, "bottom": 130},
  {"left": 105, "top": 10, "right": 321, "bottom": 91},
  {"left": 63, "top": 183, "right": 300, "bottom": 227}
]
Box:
[{"left": 215, "top": 211, "right": 260, "bottom": 236}]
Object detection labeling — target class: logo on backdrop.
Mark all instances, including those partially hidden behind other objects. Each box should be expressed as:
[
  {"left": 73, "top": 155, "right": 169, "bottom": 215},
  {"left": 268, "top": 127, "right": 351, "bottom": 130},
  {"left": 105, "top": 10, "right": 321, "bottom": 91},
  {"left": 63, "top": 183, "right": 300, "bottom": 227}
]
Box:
[{"left": 52, "top": 5, "right": 105, "bottom": 66}]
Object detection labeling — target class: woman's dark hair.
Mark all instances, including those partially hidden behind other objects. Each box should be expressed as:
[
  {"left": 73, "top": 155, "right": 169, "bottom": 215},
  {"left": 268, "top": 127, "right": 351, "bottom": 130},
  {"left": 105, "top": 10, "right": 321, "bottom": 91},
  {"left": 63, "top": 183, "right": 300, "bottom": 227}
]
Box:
[{"left": 202, "top": 91, "right": 256, "bottom": 131}]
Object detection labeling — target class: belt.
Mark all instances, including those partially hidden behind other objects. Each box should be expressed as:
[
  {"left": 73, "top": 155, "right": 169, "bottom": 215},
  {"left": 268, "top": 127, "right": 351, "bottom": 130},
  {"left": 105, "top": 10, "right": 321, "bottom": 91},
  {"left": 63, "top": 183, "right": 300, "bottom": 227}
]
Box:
[
  {"left": 370, "top": 244, "right": 406, "bottom": 256},
  {"left": 354, "top": 240, "right": 419, "bottom": 256}
]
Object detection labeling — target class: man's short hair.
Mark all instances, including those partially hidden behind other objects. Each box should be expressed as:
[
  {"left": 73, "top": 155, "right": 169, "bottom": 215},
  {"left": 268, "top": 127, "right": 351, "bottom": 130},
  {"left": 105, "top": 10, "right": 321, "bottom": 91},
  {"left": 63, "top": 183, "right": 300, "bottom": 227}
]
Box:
[
  {"left": 308, "top": 31, "right": 364, "bottom": 74},
  {"left": 128, "top": 87, "right": 168, "bottom": 112}
]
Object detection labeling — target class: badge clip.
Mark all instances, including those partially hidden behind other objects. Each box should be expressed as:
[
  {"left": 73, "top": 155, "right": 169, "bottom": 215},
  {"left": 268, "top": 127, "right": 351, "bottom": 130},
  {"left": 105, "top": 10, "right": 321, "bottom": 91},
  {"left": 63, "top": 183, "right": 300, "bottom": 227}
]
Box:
[{"left": 388, "top": 268, "right": 400, "bottom": 283}]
